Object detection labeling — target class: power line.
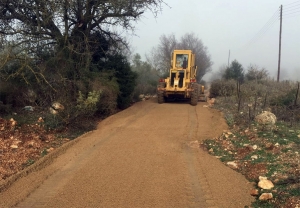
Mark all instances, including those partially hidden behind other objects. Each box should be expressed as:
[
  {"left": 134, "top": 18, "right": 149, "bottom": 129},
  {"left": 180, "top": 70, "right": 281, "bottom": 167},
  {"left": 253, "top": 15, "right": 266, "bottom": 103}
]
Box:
[
  {"left": 242, "top": 9, "right": 280, "bottom": 48},
  {"left": 283, "top": 5, "right": 300, "bottom": 12},
  {"left": 283, "top": 10, "right": 300, "bottom": 16},
  {"left": 282, "top": 7, "right": 300, "bottom": 13},
  {"left": 283, "top": 14, "right": 300, "bottom": 19},
  {"left": 284, "top": 3, "right": 300, "bottom": 9},
  {"left": 284, "top": 0, "right": 300, "bottom": 7}
]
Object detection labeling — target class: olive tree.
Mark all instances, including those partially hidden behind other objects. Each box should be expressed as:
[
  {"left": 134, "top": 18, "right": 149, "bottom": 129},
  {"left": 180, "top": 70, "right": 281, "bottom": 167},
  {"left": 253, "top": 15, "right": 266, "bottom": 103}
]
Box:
[
  {"left": 0, "top": 0, "right": 166, "bottom": 113},
  {"left": 0, "top": 0, "right": 166, "bottom": 79}
]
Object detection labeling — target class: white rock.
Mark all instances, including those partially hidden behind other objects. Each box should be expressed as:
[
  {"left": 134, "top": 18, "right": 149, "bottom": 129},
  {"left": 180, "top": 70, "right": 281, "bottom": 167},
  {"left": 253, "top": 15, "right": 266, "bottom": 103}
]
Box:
[
  {"left": 52, "top": 102, "right": 64, "bottom": 110},
  {"left": 227, "top": 161, "right": 238, "bottom": 169},
  {"left": 10, "top": 145, "right": 18, "bottom": 149},
  {"left": 253, "top": 145, "right": 258, "bottom": 150},
  {"left": 10, "top": 118, "right": 17, "bottom": 126},
  {"left": 38, "top": 117, "right": 44, "bottom": 123},
  {"left": 50, "top": 102, "right": 64, "bottom": 114},
  {"left": 49, "top": 107, "right": 58, "bottom": 115},
  {"left": 259, "top": 176, "right": 268, "bottom": 181},
  {"left": 209, "top": 98, "right": 216, "bottom": 104},
  {"left": 259, "top": 193, "right": 273, "bottom": 200},
  {"left": 258, "top": 179, "right": 274, "bottom": 189},
  {"left": 47, "top": 147, "right": 54, "bottom": 152},
  {"left": 255, "top": 111, "right": 277, "bottom": 125},
  {"left": 251, "top": 155, "right": 258, "bottom": 160}
]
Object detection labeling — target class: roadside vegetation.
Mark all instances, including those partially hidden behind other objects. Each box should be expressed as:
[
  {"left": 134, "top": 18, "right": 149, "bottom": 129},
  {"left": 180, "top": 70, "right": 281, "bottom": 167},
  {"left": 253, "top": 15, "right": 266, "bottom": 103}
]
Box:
[
  {"left": 0, "top": 1, "right": 168, "bottom": 133},
  {"left": 204, "top": 60, "right": 300, "bottom": 207},
  {"left": 0, "top": 1, "right": 214, "bottom": 184},
  {"left": 0, "top": 0, "right": 168, "bottom": 183}
]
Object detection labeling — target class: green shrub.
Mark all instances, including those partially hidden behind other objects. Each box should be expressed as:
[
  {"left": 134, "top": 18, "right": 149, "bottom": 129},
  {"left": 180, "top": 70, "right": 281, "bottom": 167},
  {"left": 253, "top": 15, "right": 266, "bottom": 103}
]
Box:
[
  {"left": 96, "top": 87, "right": 118, "bottom": 116},
  {"left": 209, "top": 79, "right": 236, "bottom": 98},
  {"left": 76, "top": 90, "right": 102, "bottom": 116},
  {"left": 270, "top": 88, "right": 298, "bottom": 106}
]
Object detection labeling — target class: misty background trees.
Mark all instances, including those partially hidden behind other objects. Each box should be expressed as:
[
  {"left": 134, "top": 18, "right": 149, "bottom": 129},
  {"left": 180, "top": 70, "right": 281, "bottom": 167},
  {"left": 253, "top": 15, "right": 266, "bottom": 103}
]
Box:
[{"left": 223, "top": 60, "right": 245, "bottom": 82}]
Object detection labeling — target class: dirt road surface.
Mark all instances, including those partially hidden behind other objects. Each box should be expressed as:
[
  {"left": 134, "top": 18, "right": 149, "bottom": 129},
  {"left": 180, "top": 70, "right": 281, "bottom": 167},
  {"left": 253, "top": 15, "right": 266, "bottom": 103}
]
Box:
[{"left": 0, "top": 99, "right": 254, "bottom": 207}]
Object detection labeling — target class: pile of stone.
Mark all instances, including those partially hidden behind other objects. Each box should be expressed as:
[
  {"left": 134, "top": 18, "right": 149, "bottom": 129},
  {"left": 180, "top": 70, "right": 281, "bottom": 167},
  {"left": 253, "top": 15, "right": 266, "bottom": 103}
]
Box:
[
  {"left": 250, "top": 176, "right": 274, "bottom": 201},
  {"left": 138, "top": 94, "right": 152, "bottom": 101},
  {"left": 255, "top": 111, "right": 277, "bottom": 130}
]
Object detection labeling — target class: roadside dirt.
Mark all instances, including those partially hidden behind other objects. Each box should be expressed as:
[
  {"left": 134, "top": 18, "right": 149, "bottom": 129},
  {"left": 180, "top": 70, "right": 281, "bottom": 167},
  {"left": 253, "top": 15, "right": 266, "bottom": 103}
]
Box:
[{"left": 0, "top": 99, "right": 254, "bottom": 207}]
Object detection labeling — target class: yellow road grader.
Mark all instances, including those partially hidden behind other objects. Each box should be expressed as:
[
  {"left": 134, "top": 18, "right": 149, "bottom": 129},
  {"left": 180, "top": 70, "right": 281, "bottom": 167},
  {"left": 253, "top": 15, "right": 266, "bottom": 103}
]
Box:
[{"left": 157, "top": 50, "right": 206, "bottom": 106}]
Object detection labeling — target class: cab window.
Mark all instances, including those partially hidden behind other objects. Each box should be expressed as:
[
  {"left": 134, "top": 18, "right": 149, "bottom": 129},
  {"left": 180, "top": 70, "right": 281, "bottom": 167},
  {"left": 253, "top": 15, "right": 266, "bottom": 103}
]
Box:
[{"left": 175, "top": 54, "right": 189, "bottom": 69}]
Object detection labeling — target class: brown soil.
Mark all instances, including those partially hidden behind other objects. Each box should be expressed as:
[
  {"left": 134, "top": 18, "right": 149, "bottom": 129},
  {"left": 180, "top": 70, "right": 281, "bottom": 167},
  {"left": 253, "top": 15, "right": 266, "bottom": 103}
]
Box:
[{"left": 0, "top": 99, "right": 254, "bottom": 207}]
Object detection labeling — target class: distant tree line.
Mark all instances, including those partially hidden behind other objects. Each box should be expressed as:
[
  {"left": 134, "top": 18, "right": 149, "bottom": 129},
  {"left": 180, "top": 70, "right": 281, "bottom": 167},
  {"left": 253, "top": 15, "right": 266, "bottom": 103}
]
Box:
[{"left": 209, "top": 60, "right": 270, "bottom": 98}]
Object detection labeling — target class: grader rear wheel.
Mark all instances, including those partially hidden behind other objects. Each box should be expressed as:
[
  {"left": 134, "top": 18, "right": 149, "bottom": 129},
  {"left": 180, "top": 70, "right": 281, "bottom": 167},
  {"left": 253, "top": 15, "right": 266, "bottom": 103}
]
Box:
[
  {"left": 157, "top": 83, "right": 165, "bottom": 104},
  {"left": 190, "top": 84, "right": 199, "bottom": 106},
  {"left": 158, "top": 92, "right": 165, "bottom": 104}
]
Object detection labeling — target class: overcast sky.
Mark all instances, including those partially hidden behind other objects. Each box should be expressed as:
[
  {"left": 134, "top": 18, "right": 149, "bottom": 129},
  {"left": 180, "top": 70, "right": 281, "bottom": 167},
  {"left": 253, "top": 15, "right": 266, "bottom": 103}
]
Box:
[{"left": 128, "top": 0, "right": 300, "bottom": 81}]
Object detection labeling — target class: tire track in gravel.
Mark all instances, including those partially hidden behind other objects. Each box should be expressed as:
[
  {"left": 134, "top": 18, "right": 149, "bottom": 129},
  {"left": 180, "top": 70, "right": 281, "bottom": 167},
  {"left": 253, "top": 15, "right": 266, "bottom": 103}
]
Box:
[
  {"left": 183, "top": 106, "right": 217, "bottom": 208},
  {"left": 13, "top": 103, "right": 157, "bottom": 208},
  {"left": 0, "top": 99, "right": 253, "bottom": 207},
  {"left": 3, "top": 101, "right": 156, "bottom": 208}
]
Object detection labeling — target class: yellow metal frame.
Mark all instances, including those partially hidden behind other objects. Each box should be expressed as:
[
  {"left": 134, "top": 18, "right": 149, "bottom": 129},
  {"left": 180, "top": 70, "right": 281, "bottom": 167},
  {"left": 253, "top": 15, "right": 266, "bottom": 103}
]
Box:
[{"left": 161, "top": 50, "right": 197, "bottom": 98}]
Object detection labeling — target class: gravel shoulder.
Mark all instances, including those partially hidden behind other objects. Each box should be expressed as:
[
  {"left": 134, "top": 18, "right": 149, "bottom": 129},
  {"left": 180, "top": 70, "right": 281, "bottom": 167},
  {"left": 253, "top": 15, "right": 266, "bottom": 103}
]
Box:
[{"left": 0, "top": 99, "right": 254, "bottom": 207}]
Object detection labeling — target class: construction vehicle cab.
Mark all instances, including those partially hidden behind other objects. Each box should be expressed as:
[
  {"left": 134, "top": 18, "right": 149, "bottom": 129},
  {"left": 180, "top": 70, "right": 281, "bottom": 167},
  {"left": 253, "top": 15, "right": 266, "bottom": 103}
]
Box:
[{"left": 157, "top": 50, "right": 206, "bottom": 105}]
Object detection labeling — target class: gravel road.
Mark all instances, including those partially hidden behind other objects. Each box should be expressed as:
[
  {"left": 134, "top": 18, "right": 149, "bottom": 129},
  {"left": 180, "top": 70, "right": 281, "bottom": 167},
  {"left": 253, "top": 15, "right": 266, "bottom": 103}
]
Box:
[{"left": 0, "top": 99, "right": 254, "bottom": 207}]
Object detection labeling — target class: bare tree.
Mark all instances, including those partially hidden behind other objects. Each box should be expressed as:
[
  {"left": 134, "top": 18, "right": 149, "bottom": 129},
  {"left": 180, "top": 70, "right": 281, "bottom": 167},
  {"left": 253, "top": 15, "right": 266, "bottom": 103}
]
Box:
[
  {"left": 178, "top": 33, "right": 212, "bottom": 81},
  {"left": 147, "top": 32, "right": 212, "bottom": 80},
  {"left": 246, "top": 64, "right": 269, "bottom": 82},
  {"left": 146, "top": 33, "right": 177, "bottom": 75},
  {"left": 0, "top": 0, "right": 167, "bottom": 110},
  {"left": 0, "top": 0, "right": 166, "bottom": 78}
]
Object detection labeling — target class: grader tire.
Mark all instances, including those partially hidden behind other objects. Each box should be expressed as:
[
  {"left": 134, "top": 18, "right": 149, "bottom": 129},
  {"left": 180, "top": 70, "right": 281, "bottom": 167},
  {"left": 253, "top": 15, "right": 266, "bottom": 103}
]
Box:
[
  {"left": 157, "top": 83, "right": 165, "bottom": 104},
  {"left": 190, "top": 84, "right": 199, "bottom": 106},
  {"left": 158, "top": 93, "right": 165, "bottom": 104}
]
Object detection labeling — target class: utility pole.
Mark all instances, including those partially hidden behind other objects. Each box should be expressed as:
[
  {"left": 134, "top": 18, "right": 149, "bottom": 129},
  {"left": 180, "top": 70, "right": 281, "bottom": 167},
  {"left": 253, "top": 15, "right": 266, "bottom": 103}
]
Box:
[
  {"left": 228, "top": 50, "right": 230, "bottom": 67},
  {"left": 277, "top": 5, "right": 282, "bottom": 82}
]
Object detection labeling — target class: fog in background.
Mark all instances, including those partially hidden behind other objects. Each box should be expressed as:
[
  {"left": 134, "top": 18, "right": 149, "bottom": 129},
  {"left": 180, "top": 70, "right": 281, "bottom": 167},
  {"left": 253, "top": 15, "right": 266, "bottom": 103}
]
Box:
[{"left": 128, "top": 0, "right": 300, "bottom": 81}]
